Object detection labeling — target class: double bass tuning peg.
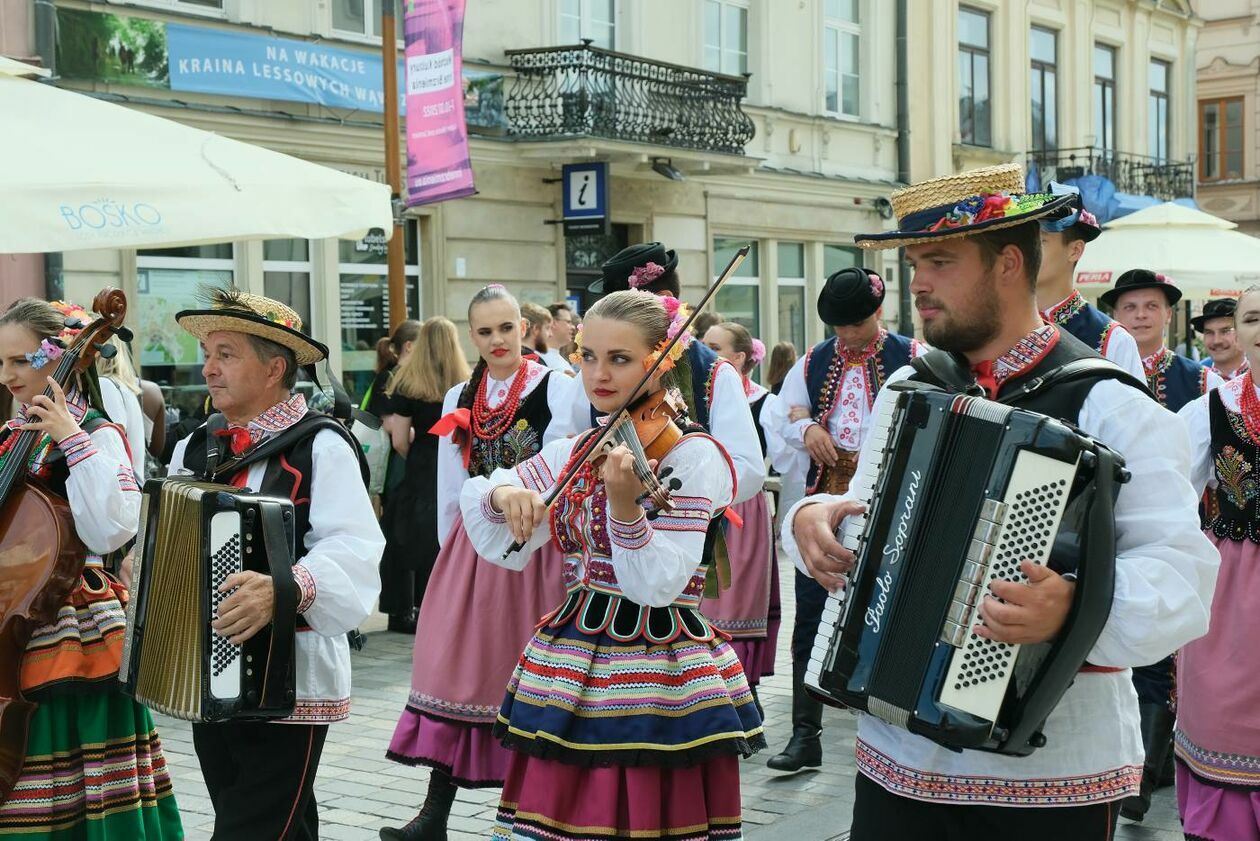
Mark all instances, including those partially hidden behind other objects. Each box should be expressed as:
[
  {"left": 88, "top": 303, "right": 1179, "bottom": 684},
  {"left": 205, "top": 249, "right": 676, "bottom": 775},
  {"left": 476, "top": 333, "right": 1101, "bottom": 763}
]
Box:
[
  {"left": 94, "top": 341, "right": 118, "bottom": 360},
  {"left": 114, "top": 326, "right": 134, "bottom": 343}
]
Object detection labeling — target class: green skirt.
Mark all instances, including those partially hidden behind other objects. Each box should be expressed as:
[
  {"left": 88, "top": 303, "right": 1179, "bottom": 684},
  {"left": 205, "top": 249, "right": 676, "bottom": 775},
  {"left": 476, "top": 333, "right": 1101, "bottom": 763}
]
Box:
[{"left": 0, "top": 688, "right": 182, "bottom": 840}]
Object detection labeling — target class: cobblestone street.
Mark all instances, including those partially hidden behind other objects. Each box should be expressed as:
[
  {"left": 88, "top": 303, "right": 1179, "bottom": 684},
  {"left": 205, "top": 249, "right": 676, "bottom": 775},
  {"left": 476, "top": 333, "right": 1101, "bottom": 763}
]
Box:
[{"left": 160, "top": 559, "right": 1181, "bottom": 840}]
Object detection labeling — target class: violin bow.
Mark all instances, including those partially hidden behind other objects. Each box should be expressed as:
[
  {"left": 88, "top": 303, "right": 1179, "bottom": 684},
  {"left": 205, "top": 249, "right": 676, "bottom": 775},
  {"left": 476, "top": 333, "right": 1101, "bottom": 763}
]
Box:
[{"left": 500, "top": 244, "right": 750, "bottom": 559}]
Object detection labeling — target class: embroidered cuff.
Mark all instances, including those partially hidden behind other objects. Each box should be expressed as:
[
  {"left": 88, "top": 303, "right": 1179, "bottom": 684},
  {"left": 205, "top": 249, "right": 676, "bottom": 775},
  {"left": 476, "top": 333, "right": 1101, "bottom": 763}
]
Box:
[
  {"left": 608, "top": 512, "right": 651, "bottom": 550},
  {"left": 481, "top": 489, "right": 508, "bottom": 525},
  {"left": 293, "top": 564, "right": 317, "bottom": 615},
  {"left": 57, "top": 431, "right": 97, "bottom": 467},
  {"left": 117, "top": 466, "right": 140, "bottom": 493}
]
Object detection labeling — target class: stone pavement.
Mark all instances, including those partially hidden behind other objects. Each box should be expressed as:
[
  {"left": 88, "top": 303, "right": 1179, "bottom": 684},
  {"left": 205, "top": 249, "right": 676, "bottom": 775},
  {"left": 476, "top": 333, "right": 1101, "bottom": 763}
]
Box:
[{"left": 159, "top": 558, "right": 1180, "bottom": 840}]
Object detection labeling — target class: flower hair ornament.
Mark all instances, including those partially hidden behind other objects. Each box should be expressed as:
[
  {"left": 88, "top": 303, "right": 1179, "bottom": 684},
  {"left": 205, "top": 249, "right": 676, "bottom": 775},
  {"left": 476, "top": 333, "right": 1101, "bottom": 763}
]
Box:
[
  {"left": 24, "top": 338, "right": 64, "bottom": 371},
  {"left": 628, "top": 262, "right": 666, "bottom": 289},
  {"left": 568, "top": 322, "right": 585, "bottom": 364},
  {"left": 644, "top": 296, "right": 694, "bottom": 374},
  {"left": 49, "top": 300, "right": 91, "bottom": 342},
  {"left": 868, "top": 272, "right": 884, "bottom": 298},
  {"left": 750, "top": 338, "right": 766, "bottom": 366}
]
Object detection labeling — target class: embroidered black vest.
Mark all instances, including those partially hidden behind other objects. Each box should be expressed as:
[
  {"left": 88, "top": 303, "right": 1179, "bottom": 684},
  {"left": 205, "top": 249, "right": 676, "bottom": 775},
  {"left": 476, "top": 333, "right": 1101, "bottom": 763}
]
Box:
[
  {"left": 1148, "top": 351, "right": 1209, "bottom": 412},
  {"left": 466, "top": 372, "right": 553, "bottom": 478},
  {"left": 1052, "top": 297, "right": 1122, "bottom": 358},
  {"left": 805, "top": 333, "right": 915, "bottom": 420},
  {"left": 1207, "top": 389, "right": 1260, "bottom": 544},
  {"left": 804, "top": 333, "right": 914, "bottom": 489}
]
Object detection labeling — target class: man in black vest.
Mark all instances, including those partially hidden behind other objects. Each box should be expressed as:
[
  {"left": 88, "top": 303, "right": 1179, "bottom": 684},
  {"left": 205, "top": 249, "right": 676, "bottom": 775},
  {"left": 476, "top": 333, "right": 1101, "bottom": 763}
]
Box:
[
  {"left": 169, "top": 289, "right": 384, "bottom": 841},
  {"left": 767, "top": 267, "right": 925, "bottom": 773},
  {"left": 783, "top": 164, "right": 1218, "bottom": 840}
]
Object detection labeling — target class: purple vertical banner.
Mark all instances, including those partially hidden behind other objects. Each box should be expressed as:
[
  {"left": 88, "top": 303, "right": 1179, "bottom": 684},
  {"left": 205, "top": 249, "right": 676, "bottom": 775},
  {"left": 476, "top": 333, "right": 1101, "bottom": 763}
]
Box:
[{"left": 403, "top": 0, "right": 476, "bottom": 207}]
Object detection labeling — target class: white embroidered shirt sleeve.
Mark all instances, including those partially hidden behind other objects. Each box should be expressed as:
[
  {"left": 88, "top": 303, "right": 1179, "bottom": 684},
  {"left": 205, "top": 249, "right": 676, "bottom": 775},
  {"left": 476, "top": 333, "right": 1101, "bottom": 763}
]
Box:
[
  {"left": 610, "top": 435, "right": 734, "bottom": 607},
  {"left": 295, "top": 430, "right": 384, "bottom": 636},
  {"left": 434, "top": 381, "right": 467, "bottom": 547},
  {"left": 1177, "top": 391, "right": 1215, "bottom": 496},
  {"left": 64, "top": 422, "right": 140, "bottom": 553}
]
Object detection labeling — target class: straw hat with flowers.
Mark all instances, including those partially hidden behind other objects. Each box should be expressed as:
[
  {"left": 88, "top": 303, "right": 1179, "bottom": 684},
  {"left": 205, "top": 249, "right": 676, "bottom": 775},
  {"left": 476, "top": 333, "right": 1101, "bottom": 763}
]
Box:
[
  {"left": 176, "top": 287, "right": 327, "bottom": 365},
  {"left": 855, "top": 164, "right": 1076, "bottom": 250}
]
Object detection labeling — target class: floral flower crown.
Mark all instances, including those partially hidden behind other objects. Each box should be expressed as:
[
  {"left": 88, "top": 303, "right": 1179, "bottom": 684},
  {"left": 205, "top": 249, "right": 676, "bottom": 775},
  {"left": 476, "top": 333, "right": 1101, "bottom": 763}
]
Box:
[
  {"left": 565, "top": 296, "right": 695, "bottom": 373},
  {"left": 25, "top": 300, "right": 92, "bottom": 370}
]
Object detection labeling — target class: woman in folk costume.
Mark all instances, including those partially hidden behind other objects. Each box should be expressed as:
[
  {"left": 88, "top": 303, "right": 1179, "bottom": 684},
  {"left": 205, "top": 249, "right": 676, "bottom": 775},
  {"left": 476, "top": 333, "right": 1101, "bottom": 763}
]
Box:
[
  {"left": 382, "top": 284, "right": 578, "bottom": 841},
  {"left": 700, "top": 321, "right": 783, "bottom": 710},
  {"left": 1176, "top": 284, "right": 1260, "bottom": 841},
  {"left": 0, "top": 299, "right": 180, "bottom": 840},
  {"left": 459, "top": 290, "right": 763, "bottom": 840}
]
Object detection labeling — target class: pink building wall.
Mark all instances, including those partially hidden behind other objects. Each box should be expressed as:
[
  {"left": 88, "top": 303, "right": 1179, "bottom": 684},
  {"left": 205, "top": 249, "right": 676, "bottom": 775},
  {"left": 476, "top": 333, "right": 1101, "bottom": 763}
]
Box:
[{"left": 1, "top": 0, "right": 46, "bottom": 300}]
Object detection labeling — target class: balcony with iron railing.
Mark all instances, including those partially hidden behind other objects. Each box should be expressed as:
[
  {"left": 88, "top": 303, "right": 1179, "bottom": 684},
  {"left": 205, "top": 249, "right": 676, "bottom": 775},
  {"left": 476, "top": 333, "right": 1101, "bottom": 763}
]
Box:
[
  {"left": 504, "top": 41, "right": 756, "bottom": 159},
  {"left": 1026, "top": 147, "right": 1196, "bottom": 202}
]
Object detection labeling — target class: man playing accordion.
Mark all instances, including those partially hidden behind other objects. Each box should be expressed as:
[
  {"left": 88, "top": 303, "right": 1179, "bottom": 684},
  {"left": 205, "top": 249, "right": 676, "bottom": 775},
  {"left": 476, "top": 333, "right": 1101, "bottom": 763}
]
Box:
[
  {"left": 165, "top": 289, "right": 383, "bottom": 841},
  {"left": 783, "top": 164, "right": 1219, "bottom": 840}
]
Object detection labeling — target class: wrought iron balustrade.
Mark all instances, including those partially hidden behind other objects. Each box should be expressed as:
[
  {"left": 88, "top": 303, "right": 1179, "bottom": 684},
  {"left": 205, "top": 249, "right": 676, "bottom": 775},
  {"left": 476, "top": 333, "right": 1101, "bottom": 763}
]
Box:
[
  {"left": 505, "top": 42, "right": 756, "bottom": 156},
  {"left": 1027, "top": 147, "right": 1195, "bottom": 201}
]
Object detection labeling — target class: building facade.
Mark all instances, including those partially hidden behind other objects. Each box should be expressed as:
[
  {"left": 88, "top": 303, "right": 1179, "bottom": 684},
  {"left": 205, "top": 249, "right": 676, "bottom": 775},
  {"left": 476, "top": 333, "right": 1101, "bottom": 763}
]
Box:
[
  {"left": 905, "top": 0, "right": 1198, "bottom": 211},
  {"left": 1195, "top": 0, "right": 1260, "bottom": 238},
  {"left": 5, "top": 0, "right": 907, "bottom": 406}
]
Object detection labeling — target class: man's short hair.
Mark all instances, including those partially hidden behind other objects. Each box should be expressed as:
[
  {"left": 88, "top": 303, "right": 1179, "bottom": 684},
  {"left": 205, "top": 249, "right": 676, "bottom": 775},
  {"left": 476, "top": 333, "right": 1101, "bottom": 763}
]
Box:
[
  {"left": 246, "top": 334, "right": 299, "bottom": 390},
  {"left": 547, "top": 302, "right": 573, "bottom": 319},
  {"left": 973, "top": 221, "right": 1042, "bottom": 290}
]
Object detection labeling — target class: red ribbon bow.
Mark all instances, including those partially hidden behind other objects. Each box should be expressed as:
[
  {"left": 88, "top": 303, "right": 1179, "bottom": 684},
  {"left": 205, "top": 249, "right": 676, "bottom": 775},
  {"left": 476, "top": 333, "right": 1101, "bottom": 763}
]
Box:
[
  {"left": 430, "top": 408, "right": 472, "bottom": 469},
  {"left": 214, "top": 426, "right": 254, "bottom": 456}
]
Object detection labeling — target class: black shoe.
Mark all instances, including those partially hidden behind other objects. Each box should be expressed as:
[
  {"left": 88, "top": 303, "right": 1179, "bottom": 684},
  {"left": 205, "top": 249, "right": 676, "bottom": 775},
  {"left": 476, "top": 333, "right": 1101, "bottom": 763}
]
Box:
[
  {"left": 767, "top": 726, "right": 823, "bottom": 772},
  {"left": 387, "top": 609, "right": 418, "bottom": 634}
]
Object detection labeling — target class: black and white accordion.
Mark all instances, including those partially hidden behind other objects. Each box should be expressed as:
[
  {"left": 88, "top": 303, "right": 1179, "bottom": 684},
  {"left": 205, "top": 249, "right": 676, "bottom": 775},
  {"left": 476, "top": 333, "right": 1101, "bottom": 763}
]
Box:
[
  {"left": 805, "top": 380, "right": 1127, "bottom": 755},
  {"left": 120, "top": 479, "right": 298, "bottom": 722}
]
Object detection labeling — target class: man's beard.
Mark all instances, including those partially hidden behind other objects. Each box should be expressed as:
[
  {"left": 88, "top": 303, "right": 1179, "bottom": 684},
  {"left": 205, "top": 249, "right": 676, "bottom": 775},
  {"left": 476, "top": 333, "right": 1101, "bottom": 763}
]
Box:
[{"left": 920, "top": 270, "right": 1003, "bottom": 353}]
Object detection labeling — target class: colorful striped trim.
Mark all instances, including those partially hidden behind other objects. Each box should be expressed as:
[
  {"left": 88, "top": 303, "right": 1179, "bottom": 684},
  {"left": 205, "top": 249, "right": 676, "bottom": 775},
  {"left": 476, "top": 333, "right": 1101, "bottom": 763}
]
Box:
[
  {"left": 516, "top": 451, "right": 556, "bottom": 493},
  {"left": 648, "top": 495, "right": 714, "bottom": 533},
  {"left": 406, "top": 691, "right": 500, "bottom": 723},
  {"left": 117, "top": 465, "right": 140, "bottom": 493},
  {"left": 250, "top": 393, "right": 308, "bottom": 435},
  {"left": 608, "top": 513, "right": 650, "bottom": 550},
  {"left": 492, "top": 804, "right": 744, "bottom": 841},
  {"left": 57, "top": 430, "right": 96, "bottom": 467},
  {"left": 293, "top": 564, "right": 316, "bottom": 615},
  {"left": 855, "top": 739, "right": 1140, "bottom": 805},
  {"left": 280, "top": 696, "right": 351, "bottom": 723},
  {"left": 481, "top": 491, "right": 508, "bottom": 524},
  {"left": 1042, "top": 291, "right": 1088, "bottom": 325},
  {"left": 1174, "top": 730, "right": 1260, "bottom": 787}
]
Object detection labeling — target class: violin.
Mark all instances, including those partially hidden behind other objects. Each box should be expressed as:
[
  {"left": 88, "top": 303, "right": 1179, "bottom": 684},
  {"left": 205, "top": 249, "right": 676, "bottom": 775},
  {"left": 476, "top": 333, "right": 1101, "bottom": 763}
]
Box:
[
  {"left": 500, "top": 244, "right": 751, "bottom": 560},
  {"left": 597, "top": 389, "right": 686, "bottom": 512},
  {"left": 0, "top": 288, "right": 129, "bottom": 805}
]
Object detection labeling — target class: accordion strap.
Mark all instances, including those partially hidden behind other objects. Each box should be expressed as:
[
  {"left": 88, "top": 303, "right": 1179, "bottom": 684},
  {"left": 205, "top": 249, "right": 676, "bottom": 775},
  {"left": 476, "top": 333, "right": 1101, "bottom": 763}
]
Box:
[
  {"left": 909, "top": 352, "right": 1152, "bottom": 404},
  {"left": 256, "top": 500, "right": 299, "bottom": 712}
]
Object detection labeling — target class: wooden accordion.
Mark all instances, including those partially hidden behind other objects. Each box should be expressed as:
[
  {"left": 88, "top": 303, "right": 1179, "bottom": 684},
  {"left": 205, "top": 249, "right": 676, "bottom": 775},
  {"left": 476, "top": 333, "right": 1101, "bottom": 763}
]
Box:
[
  {"left": 805, "top": 380, "right": 1127, "bottom": 755},
  {"left": 120, "top": 479, "right": 298, "bottom": 722}
]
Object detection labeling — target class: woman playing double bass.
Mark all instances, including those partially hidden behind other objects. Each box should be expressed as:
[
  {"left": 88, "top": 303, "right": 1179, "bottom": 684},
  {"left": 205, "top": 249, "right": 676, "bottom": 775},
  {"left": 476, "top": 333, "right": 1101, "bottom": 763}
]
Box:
[{"left": 0, "top": 298, "right": 181, "bottom": 839}]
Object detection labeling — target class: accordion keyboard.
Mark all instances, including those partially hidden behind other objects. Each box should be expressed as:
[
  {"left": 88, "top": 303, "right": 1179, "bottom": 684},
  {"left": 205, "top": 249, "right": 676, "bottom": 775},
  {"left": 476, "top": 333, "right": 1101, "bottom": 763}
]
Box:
[
  {"left": 805, "top": 395, "right": 897, "bottom": 691},
  {"left": 209, "top": 514, "right": 243, "bottom": 693}
]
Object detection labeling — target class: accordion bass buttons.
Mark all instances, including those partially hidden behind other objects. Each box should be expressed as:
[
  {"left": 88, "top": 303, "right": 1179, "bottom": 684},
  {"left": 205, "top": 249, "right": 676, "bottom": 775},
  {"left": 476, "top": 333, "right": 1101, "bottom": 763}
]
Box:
[{"left": 940, "top": 499, "right": 1009, "bottom": 648}]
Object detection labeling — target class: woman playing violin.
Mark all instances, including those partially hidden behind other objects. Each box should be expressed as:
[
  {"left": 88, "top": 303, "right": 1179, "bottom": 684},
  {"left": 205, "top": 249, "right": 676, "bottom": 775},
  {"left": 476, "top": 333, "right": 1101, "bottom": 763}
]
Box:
[
  {"left": 0, "top": 299, "right": 181, "bottom": 839},
  {"left": 459, "top": 290, "right": 764, "bottom": 841}
]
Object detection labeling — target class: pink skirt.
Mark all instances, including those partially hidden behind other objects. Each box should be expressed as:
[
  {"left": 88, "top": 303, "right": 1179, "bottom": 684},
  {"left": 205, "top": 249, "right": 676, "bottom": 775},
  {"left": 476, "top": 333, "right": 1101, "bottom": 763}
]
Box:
[
  {"left": 493, "top": 750, "right": 744, "bottom": 840},
  {"left": 701, "top": 494, "right": 779, "bottom": 685},
  {"left": 1177, "top": 760, "right": 1260, "bottom": 841},
  {"left": 386, "top": 514, "right": 567, "bottom": 786}
]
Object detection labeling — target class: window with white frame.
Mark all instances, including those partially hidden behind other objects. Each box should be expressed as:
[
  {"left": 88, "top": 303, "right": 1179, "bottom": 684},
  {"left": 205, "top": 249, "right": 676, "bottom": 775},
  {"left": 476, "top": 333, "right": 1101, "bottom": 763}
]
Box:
[
  {"left": 1029, "top": 27, "right": 1057, "bottom": 151},
  {"left": 263, "top": 239, "right": 314, "bottom": 335},
  {"left": 704, "top": 0, "right": 748, "bottom": 76},
  {"left": 559, "top": 0, "right": 616, "bottom": 49},
  {"left": 824, "top": 0, "right": 860, "bottom": 117},
  {"left": 136, "top": 243, "right": 234, "bottom": 418},
  {"left": 777, "top": 242, "right": 807, "bottom": 355},
  {"left": 714, "top": 237, "right": 760, "bottom": 338},
  {"left": 1094, "top": 44, "right": 1117, "bottom": 153},
  {"left": 339, "top": 221, "right": 422, "bottom": 401},
  {"left": 958, "top": 6, "right": 991, "bottom": 147},
  {"left": 1149, "top": 58, "right": 1172, "bottom": 162},
  {"left": 332, "top": 0, "right": 402, "bottom": 39},
  {"left": 823, "top": 244, "right": 861, "bottom": 277}
]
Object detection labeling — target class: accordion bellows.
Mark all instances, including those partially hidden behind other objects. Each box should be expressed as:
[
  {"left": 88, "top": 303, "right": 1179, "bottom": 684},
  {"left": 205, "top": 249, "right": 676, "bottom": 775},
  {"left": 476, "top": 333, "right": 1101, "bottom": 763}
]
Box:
[{"left": 120, "top": 479, "right": 298, "bottom": 722}]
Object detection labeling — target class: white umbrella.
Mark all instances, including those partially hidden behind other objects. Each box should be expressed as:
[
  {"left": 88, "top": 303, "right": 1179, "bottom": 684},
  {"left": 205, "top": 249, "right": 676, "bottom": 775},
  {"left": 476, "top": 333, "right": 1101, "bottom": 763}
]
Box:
[
  {"left": 0, "top": 60, "right": 391, "bottom": 253},
  {"left": 1075, "top": 202, "right": 1260, "bottom": 299}
]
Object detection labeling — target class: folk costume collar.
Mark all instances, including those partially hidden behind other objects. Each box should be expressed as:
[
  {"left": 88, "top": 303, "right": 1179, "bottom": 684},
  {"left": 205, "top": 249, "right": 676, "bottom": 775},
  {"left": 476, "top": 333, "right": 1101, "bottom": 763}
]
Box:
[
  {"left": 216, "top": 393, "right": 308, "bottom": 455},
  {"left": 1041, "top": 291, "right": 1089, "bottom": 327},
  {"left": 971, "top": 324, "right": 1061, "bottom": 399}
]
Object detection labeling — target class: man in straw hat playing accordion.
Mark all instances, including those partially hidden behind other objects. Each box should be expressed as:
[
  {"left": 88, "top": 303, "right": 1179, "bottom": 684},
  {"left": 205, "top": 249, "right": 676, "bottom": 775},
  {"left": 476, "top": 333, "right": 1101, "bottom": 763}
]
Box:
[
  {"left": 166, "top": 289, "right": 383, "bottom": 840},
  {"left": 781, "top": 164, "right": 1219, "bottom": 839}
]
